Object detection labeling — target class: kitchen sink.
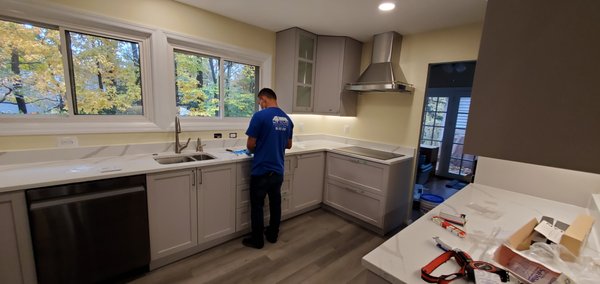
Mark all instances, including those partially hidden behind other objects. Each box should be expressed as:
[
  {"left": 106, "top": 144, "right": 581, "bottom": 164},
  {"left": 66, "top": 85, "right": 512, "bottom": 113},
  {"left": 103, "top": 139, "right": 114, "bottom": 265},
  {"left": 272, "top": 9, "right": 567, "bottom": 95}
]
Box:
[
  {"left": 154, "top": 153, "right": 216, "bottom": 165},
  {"left": 188, "top": 154, "right": 215, "bottom": 161}
]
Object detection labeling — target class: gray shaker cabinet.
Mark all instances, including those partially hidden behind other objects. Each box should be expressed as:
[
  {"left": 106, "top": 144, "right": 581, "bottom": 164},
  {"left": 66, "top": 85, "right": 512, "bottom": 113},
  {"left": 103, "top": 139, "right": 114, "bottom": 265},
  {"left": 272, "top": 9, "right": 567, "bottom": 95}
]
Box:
[
  {"left": 314, "top": 36, "right": 362, "bottom": 116},
  {"left": 0, "top": 191, "right": 37, "bottom": 284},
  {"left": 324, "top": 152, "right": 413, "bottom": 235},
  {"left": 146, "top": 163, "right": 235, "bottom": 263},
  {"left": 290, "top": 152, "right": 325, "bottom": 212},
  {"left": 146, "top": 169, "right": 198, "bottom": 261},
  {"left": 275, "top": 27, "right": 317, "bottom": 113},
  {"left": 197, "top": 164, "right": 236, "bottom": 242}
]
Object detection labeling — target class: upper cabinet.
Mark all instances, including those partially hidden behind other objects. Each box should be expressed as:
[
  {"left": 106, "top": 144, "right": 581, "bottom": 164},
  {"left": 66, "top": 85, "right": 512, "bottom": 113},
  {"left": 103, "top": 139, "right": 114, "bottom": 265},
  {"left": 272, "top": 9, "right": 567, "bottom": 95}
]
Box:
[
  {"left": 275, "top": 28, "right": 317, "bottom": 113},
  {"left": 276, "top": 28, "right": 362, "bottom": 116},
  {"left": 314, "top": 36, "right": 362, "bottom": 116}
]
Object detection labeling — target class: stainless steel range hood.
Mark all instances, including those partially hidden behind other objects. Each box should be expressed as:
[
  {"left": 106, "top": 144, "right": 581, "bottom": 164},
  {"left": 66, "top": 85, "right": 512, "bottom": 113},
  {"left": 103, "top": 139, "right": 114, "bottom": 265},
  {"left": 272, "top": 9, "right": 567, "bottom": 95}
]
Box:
[{"left": 346, "top": 31, "right": 414, "bottom": 93}]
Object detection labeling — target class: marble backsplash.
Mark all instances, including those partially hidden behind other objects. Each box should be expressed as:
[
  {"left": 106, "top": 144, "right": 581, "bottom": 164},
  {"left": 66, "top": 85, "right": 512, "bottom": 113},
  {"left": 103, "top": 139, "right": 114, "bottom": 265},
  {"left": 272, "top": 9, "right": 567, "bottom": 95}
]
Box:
[{"left": 0, "top": 134, "right": 415, "bottom": 166}]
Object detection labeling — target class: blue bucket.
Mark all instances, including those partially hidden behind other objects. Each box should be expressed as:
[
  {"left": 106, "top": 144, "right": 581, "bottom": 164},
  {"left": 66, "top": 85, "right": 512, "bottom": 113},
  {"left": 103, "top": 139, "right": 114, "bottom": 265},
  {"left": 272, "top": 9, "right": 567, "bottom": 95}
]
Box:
[{"left": 420, "top": 194, "right": 444, "bottom": 214}]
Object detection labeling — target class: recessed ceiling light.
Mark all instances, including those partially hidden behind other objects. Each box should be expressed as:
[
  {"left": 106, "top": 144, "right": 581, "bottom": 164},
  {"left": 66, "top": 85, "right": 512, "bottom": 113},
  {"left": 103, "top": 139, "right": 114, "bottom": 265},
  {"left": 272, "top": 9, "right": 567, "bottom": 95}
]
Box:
[{"left": 378, "top": 2, "right": 395, "bottom": 11}]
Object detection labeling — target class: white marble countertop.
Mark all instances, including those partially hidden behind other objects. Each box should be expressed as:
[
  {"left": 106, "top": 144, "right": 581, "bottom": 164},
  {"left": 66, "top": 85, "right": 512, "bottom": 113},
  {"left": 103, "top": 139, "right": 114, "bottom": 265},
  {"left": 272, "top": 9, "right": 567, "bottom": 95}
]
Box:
[
  {"left": 0, "top": 135, "right": 414, "bottom": 193},
  {"left": 362, "top": 183, "right": 600, "bottom": 283}
]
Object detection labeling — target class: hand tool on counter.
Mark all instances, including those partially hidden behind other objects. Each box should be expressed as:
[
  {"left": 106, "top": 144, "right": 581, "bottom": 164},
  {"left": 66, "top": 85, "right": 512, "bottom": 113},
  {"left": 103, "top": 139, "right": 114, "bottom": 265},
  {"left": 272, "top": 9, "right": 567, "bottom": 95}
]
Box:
[{"left": 421, "top": 237, "right": 510, "bottom": 283}]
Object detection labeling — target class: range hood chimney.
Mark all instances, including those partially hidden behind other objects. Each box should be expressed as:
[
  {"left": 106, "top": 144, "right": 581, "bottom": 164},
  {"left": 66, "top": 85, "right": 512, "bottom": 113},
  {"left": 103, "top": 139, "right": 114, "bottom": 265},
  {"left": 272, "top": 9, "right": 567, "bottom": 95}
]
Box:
[{"left": 346, "top": 31, "right": 414, "bottom": 93}]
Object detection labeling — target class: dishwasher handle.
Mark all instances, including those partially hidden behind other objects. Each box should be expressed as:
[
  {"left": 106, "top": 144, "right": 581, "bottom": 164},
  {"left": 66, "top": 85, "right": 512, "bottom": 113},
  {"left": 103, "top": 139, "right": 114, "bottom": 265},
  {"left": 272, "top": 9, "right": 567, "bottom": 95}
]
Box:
[{"left": 29, "top": 186, "right": 145, "bottom": 210}]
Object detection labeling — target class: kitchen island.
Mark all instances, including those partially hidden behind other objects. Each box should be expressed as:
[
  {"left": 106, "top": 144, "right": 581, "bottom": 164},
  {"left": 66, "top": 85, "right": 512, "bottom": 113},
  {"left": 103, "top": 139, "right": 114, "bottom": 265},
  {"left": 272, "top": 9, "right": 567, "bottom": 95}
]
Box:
[{"left": 362, "top": 183, "right": 600, "bottom": 283}]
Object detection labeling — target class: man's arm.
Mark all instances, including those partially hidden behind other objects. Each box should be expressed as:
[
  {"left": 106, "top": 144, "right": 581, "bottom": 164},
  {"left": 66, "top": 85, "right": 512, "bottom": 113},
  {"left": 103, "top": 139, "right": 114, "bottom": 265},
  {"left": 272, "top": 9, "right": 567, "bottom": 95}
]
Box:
[
  {"left": 286, "top": 138, "right": 292, "bottom": 149},
  {"left": 247, "top": 136, "right": 257, "bottom": 153}
]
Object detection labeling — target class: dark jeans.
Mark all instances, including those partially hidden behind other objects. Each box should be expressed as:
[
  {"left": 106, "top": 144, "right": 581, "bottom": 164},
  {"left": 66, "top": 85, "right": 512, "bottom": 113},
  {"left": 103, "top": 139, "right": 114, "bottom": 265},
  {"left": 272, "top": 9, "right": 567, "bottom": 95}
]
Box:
[{"left": 249, "top": 172, "right": 284, "bottom": 242}]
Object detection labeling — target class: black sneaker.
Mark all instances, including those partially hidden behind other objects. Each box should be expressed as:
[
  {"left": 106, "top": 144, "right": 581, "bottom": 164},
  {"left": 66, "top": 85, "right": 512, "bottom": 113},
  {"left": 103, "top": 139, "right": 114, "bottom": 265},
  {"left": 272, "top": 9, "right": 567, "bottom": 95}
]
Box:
[
  {"left": 242, "top": 237, "right": 264, "bottom": 249},
  {"left": 264, "top": 227, "right": 278, "bottom": 244}
]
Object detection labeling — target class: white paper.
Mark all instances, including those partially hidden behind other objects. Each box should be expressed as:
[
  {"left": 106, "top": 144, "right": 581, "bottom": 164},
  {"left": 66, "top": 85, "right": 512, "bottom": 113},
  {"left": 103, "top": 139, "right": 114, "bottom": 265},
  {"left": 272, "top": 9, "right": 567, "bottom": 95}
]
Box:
[
  {"left": 534, "top": 220, "right": 564, "bottom": 244},
  {"left": 473, "top": 269, "right": 503, "bottom": 284}
]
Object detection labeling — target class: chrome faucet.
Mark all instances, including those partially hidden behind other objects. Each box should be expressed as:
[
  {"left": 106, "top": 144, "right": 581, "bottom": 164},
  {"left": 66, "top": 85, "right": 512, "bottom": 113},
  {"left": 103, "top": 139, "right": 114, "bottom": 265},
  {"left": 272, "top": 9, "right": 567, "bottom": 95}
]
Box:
[
  {"left": 196, "top": 138, "right": 206, "bottom": 152},
  {"left": 175, "top": 116, "right": 190, "bottom": 154}
]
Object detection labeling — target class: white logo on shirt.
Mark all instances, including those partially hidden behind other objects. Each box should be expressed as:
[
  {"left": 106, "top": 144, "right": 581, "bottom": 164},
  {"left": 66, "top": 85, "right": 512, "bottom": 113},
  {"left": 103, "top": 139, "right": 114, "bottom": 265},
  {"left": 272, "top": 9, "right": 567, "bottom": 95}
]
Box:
[{"left": 272, "top": 116, "right": 289, "bottom": 131}]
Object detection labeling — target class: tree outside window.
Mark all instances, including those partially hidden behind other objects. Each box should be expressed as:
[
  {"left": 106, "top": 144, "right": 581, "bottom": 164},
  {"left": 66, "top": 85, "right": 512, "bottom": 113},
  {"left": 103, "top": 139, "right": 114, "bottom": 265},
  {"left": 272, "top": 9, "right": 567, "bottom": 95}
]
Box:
[
  {"left": 0, "top": 19, "right": 66, "bottom": 115},
  {"left": 67, "top": 31, "right": 142, "bottom": 115},
  {"left": 0, "top": 18, "right": 144, "bottom": 116},
  {"left": 174, "top": 49, "right": 258, "bottom": 118}
]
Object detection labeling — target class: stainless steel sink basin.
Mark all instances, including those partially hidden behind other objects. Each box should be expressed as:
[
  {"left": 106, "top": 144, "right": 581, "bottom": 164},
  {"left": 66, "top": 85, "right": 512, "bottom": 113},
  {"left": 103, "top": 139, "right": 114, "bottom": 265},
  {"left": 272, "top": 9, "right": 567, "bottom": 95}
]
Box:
[
  {"left": 154, "top": 153, "right": 216, "bottom": 165},
  {"left": 188, "top": 154, "right": 215, "bottom": 161}
]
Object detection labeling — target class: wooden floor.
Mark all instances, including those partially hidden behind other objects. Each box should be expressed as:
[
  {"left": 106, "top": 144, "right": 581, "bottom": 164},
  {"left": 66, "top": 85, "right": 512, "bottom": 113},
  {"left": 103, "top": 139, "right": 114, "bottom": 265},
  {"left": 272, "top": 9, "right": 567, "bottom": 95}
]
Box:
[{"left": 130, "top": 209, "right": 387, "bottom": 284}]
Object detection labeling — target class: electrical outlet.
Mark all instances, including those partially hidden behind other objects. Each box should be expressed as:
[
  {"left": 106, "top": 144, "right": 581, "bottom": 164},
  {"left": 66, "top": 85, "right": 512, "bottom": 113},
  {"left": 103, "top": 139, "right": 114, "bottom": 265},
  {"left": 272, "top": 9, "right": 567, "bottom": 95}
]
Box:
[
  {"left": 57, "top": 136, "right": 79, "bottom": 148},
  {"left": 343, "top": 125, "right": 350, "bottom": 135},
  {"left": 229, "top": 133, "right": 237, "bottom": 138},
  {"left": 214, "top": 133, "right": 222, "bottom": 138}
]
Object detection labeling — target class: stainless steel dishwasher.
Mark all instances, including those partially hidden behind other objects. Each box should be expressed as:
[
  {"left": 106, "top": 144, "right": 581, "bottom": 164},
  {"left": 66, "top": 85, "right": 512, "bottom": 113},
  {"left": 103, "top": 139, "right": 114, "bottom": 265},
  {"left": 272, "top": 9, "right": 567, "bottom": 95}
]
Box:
[{"left": 26, "top": 175, "right": 150, "bottom": 284}]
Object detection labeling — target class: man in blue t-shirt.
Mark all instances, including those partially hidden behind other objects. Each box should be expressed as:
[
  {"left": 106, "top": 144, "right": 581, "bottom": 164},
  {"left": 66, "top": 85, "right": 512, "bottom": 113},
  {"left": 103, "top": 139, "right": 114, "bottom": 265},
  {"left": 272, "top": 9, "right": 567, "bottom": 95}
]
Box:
[{"left": 243, "top": 88, "right": 293, "bottom": 249}]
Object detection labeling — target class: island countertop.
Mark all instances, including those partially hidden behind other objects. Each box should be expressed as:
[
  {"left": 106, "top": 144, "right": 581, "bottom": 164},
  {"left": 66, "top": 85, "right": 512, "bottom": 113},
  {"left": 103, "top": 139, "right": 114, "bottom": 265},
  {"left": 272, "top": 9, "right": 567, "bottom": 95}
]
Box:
[{"left": 362, "top": 183, "right": 600, "bottom": 283}]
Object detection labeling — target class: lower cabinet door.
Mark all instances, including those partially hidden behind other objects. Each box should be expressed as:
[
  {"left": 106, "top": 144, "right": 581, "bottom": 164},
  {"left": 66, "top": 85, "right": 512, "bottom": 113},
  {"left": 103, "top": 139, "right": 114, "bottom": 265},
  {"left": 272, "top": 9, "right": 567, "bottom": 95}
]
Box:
[
  {"left": 0, "top": 192, "right": 37, "bottom": 284},
  {"left": 324, "top": 180, "right": 384, "bottom": 227},
  {"left": 146, "top": 170, "right": 198, "bottom": 260},
  {"left": 197, "top": 165, "right": 236, "bottom": 243}
]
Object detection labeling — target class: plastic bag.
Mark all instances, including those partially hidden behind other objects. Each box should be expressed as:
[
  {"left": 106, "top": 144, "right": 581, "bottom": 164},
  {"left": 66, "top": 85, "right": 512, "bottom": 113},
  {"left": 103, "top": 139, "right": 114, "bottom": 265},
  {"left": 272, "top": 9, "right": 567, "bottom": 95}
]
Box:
[{"left": 521, "top": 242, "right": 600, "bottom": 284}]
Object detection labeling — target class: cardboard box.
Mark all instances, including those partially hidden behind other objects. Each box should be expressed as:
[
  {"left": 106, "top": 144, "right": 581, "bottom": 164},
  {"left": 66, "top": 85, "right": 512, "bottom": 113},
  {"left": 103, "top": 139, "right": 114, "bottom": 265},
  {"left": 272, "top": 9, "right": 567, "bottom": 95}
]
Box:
[
  {"left": 560, "top": 214, "right": 595, "bottom": 260},
  {"left": 494, "top": 215, "right": 594, "bottom": 283}
]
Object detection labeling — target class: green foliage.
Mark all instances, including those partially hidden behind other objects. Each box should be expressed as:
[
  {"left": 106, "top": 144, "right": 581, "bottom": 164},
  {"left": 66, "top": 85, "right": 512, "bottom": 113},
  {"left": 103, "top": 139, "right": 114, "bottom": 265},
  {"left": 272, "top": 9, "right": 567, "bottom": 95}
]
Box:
[
  {"left": 69, "top": 32, "right": 142, "bottom": 115},
  {"left": 224, "top": 61, "right": 256, "bottom": 117},
  {"left": 174, "top": 52, "right": 219, "bottom": 117},
  {"left": 0, "top": 20, "right": 66, "bottom": 114},
  {"left": 0, "top": 19, "right": 142, "bottom": 115},
  {"left": 175, "top": 52, "right": 258, "bottom": 118}
]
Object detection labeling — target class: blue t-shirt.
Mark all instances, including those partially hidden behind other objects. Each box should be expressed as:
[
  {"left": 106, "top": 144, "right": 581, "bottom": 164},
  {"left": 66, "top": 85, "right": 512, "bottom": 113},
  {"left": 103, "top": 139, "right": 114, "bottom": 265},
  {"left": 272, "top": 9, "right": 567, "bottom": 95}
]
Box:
[{"left": 245, "top": 107, "right": 293, "bottom": 176}]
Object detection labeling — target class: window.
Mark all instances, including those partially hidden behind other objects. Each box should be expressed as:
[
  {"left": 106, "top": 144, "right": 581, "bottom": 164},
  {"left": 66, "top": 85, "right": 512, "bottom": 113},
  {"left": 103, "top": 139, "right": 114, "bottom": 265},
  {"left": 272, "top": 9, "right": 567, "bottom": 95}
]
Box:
[
  {"left": 223, "top": 61, "right": 258, "bottom": 118},
  {"left": 0, "top": 19, "right": 66, "bottom": 115},
  {"left": 67, "top": 31, "right": 143, "bottom": 115},
  {"left": 174, "top": 49, "right": 258, "bottom": 118},
  {"left": 0, "top": 17, "right": 145, "bottom": 116},
  {"left": 421, "top": 97, "right": 448, "bottom": 148}
]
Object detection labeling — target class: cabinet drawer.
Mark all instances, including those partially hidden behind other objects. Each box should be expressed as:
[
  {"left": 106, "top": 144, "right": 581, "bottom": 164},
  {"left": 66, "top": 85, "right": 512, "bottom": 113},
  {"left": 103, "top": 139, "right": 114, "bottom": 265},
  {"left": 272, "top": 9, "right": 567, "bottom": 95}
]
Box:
[
  {"left": 237, "top": 184, "right": 250, "bottom": 208},
  {"left": 236, "top": 162, "right": 251, "bottom": 185},
  {"left": 324, "top": 180, "right": 383, "bottom": 227},
  {"left": 236, "top": 198, "right": 290, "bottom": 232},
  {"left": 327, "top": 153, "right": 388, "bottom": 195},
  {"left": 237, "top": 159, "right": 292, "bottom": 186},
  {"left": 237, "top": 177, "right": 291, "bottom": 208}
]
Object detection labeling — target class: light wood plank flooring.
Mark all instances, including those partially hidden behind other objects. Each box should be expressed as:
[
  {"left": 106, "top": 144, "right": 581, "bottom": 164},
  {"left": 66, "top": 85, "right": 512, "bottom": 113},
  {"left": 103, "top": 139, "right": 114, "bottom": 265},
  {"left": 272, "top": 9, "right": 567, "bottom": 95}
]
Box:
[{"left": 130, "top": 209, "right": 387, "bottom": 284}]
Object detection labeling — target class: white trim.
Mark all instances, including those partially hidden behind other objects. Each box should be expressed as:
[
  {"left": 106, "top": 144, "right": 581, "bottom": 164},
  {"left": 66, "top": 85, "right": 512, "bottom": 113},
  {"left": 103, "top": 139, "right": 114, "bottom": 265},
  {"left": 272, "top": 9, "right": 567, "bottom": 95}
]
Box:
[{"left": 166, "top": 30, "right": 272, "bottom": 129}]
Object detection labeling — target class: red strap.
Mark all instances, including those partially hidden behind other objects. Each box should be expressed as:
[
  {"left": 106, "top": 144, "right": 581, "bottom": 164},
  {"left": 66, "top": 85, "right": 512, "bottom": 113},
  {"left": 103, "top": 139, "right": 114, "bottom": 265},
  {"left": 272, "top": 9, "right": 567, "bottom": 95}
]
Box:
[{"left": 421, "top": 251, "right": 467, "bottom": 283}]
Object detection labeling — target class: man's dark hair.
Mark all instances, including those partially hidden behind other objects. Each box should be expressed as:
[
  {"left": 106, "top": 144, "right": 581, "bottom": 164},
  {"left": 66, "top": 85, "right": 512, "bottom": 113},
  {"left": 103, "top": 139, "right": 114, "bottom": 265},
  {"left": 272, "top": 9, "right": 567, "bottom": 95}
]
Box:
[{"left": 258, "top": 88, "right": 277, "bottom": 100}]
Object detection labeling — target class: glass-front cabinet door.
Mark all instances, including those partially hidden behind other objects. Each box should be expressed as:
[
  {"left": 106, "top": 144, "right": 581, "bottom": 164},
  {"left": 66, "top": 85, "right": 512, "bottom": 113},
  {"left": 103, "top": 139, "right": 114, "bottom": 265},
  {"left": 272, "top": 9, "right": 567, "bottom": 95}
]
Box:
[{"left": 293, "top": 31, "right": 316, "bottom": 112}]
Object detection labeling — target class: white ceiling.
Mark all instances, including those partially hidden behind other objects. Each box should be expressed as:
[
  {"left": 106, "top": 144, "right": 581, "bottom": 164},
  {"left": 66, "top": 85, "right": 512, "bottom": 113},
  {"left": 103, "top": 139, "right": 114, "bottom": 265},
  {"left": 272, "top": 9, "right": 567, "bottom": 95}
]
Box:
[{"left": 175, "top": 0, "right": 488, "bottom": 42}]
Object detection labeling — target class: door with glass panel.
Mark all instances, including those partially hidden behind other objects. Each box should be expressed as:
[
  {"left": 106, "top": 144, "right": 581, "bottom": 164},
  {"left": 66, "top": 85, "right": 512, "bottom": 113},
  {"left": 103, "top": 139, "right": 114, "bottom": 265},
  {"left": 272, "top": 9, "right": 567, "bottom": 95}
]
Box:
[
  {"left": 420, "top": 88, "right": 475, "bottom": 182},
  {"left": 293, "top": 31, "right": 316, "bottom": 112}
]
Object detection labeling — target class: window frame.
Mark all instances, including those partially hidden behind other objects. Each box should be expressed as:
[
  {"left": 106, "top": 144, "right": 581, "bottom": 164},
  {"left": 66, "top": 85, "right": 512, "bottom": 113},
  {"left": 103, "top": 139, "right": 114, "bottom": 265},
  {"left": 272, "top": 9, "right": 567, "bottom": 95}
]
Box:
[
  {"left": 0, "top": 1, "right": 273, "bottom": 135},
  {"left": 0, "top": 5, "right": 158, "bottom": 135},
  {"left": 166, "top": 32, "right": 268, "bottom": 131},
  {"left": 63, "top": 28, "right": 147, "bottom": 116},
  {"left": 172, "top": 48, "right": 260, "bottom": 120}
]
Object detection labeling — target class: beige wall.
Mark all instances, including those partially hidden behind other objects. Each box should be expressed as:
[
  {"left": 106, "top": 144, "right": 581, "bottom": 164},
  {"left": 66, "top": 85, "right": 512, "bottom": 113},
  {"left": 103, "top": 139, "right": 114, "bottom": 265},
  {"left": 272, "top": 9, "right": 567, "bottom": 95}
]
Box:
[
  {"left": 292, "top": 23, "right": 483, "bottom": 148},
  {"left": 39, "top": 0, "right": 275, "bottom": 55}
]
